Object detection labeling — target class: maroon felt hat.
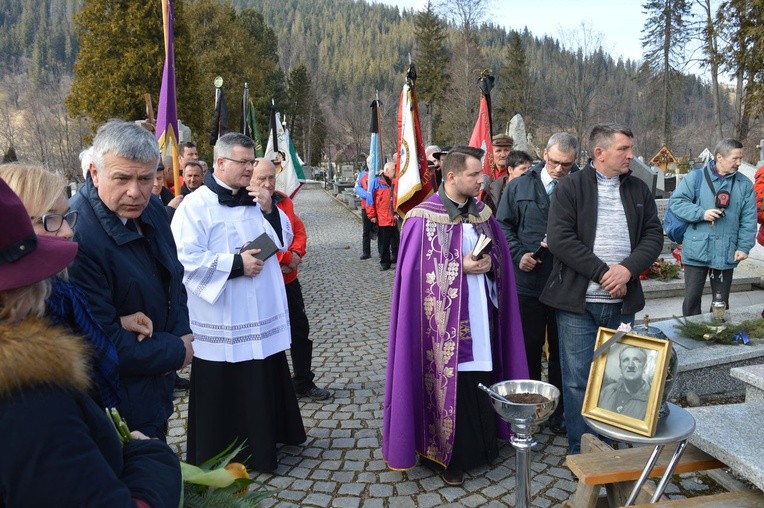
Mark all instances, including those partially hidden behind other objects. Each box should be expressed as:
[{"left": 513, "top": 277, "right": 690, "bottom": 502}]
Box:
[{"left": 0, "top": 177, "right": 78, "bottom": 291}]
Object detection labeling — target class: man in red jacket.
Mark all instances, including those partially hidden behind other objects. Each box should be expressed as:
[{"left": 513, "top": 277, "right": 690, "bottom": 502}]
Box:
[
  {"left": 251, "top": 159, "right": 331, "bottom": 401},
  {"left": 368, "top": 162, "right": 400, "bottom": 271}
]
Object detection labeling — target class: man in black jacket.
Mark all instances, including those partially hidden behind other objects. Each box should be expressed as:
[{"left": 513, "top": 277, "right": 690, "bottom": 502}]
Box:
[
  {"left": 497, "top": 132, "right": 578, "bottom": 435},
  {"left": 69, "top": 120, "right": 194, "bottom": 440},
  {"left": 540, "top": 124, "right": 663, "bottom": 453}
]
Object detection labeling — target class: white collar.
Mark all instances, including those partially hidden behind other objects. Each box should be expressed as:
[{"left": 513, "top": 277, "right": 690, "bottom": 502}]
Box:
[{"left": 540, "top": 167, "right": 554, "bottom": 188}]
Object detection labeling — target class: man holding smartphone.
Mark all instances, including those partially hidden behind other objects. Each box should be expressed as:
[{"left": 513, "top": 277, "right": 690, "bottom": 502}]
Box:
[{"left": 496, "top": 132, "right": 579, "bottom": 434}]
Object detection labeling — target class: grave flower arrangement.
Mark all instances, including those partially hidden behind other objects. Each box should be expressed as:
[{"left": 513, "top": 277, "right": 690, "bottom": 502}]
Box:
[
  {"left": 639, "top": 258, "right": 681, "bottom": 282},
  {"left": 674, "top": 317, "right": 764, "bottom": 345}
]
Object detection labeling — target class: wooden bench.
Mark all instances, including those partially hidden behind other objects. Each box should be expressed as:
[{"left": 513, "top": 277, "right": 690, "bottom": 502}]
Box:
[
  {"left": 564, "top": 434, "right": 724, "bottom": 508},
  {"left": 631, "top": 490, "right": 764, "bottom": 507}
]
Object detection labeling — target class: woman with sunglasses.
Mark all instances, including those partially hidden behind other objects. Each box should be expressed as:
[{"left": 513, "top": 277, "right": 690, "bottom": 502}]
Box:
[{"left": 0, "top": 164, "right": 153, "bottom": 408}]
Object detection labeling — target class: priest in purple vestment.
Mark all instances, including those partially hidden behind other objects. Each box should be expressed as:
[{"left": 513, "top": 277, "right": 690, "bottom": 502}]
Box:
[{"left": 382, "top": 146, "right": 528, "bottom": 486}]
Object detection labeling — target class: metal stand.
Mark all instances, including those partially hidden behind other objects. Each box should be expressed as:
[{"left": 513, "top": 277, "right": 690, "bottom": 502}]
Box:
[
  {"left": 482, "top": 380, "right": 560, "bottom": 508},
  {"left": 511, "top": 430, "right": 535, "bottom": 508},
  {"left": 584, "top": 402, "right": 695, "bottom": 506}
]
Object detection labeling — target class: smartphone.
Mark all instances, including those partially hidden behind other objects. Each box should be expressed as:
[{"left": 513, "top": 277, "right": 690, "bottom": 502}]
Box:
[{"left": 531, "top": 245, "right": 547, "bottom": 260}]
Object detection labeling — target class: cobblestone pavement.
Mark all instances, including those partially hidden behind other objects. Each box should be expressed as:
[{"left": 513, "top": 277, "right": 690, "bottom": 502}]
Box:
[{"left": 167, "top": 185, "right": 702, "bottom": 507}]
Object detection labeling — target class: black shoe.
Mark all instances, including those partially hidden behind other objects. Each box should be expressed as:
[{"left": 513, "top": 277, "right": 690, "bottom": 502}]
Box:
[
  {"left": 380, "top": 265, "right": 391, "bottom": 271},
  {"left": 390, "top": 257, "right": 397, "bottom": 264},
  {"left": 174, "top": 376, "right": 191, "bottom": 390},
  {"left": 360, "top": 254, "right": 371, "bottom": 260},
  {"left": 548, "top": 416, "right": 566, "bottom": 435},
  {"left": 297, "top": 386, "right": 332, "bottom": 401},
  {"left": 442, "top": 466, "right": 464, "bottom": 486}
]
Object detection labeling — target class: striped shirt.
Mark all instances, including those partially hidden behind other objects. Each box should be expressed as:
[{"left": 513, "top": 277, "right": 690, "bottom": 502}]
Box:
[{"left": 586, "top": 171, "right": 631, "bottom": 303}]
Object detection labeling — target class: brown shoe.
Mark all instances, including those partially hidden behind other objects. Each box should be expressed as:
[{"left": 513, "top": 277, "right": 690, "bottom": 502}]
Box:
[{"left": 442, "top": 466, "right": 464, "bottom": 486}]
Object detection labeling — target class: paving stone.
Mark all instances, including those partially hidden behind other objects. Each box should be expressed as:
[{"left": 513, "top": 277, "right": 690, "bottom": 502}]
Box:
[
  {"left": 303, "top": 493, "right": 333, "bottom": 506},
  {"left": 545, "top": 487, "right": 569, "bottom": 500},
  {"left": 395, "top": 481, "right": 419, "bottom": 496},
  {"left": 387, "top": 496, "right": 417, "bottom": 507},
  {"left": 331, "top": 497, "right": 361, "bottom": 508},
  {"left": 416, "top": 492, "right": 445, "bottom": 507},
  {"left": 369, "top": 483, "right": 393, "bottom": 498},
  {"left": 461, "top": 494, "right": 488, "bottom": 507},
  {"left": 338, "top": 483, "right": 365, "bottom": 496}
]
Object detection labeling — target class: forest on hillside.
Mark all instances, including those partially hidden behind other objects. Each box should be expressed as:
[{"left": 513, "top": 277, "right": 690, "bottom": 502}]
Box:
[{"left": 0, "top": 0, "right": 761, "bottom": 179}]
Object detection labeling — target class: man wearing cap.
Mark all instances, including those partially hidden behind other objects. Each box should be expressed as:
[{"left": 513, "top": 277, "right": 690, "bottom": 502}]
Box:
[
  {"left": 482, "top": 134, "right": 514, "bottom": 215},
  {"left": 491, "top": 133, "right": 514, "bottom": 180},
  {"left": 68, "top": 120, "right": 194, "bottom": 440}
]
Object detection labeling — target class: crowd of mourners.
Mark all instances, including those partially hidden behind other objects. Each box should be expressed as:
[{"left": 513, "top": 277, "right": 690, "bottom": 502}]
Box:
[{"left": 0, "top": 117, "right": 758, "bottom": 505}]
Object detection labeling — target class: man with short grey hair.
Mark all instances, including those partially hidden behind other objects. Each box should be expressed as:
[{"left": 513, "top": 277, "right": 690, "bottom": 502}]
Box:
[
  {"left": 171, "top": 132, "right": 306, "bottom": 472},
  {"left": 540, "top": 123, "right": 663, "bottom": 453},
  {"left": 69, "top": 120, "right": 194, "bottom": 440},
  {"left": 496, "top": 132, "right": 579, "bottom": 435}
]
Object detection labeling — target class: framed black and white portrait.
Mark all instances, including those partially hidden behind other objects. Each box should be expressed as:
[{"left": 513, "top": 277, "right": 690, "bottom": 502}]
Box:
[{"left": 582, "top": 328, "right": 672, "bottom": 437}]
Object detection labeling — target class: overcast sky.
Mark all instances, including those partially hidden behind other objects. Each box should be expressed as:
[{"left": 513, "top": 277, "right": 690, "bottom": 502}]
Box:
[{"left": 376, "top": 0, "right": 646, "bottom": 62}]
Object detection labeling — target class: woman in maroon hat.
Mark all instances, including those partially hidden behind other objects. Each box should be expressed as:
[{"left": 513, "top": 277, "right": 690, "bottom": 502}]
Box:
[
  {"left": 0, "top": 163, "right": 153, "bottom": 409},
  {"left": 0, "top": 177, "right": 181, "bottom": 507}
]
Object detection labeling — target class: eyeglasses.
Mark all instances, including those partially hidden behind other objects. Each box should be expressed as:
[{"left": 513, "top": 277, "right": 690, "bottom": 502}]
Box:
[
  {"left": 33, "top": 210, "right": 78, "bottom": 233},
  {"left": 222, "top": 157, "right": 258, "bottom": 168},
  {"left": 546, "top": 157, "right": 576, "bottom": 170}
]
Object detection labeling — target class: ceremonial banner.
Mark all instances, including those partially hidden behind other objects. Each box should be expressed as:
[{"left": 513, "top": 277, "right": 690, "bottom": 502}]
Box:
[
  {"left": 469, "top": 78, "right": 495, "bottom": 178},
  {"left": 156, "top": 0, "right": 180, "bottom": 194},
  {"left": 266, "top": 104, "right": 304, "bottom": 198},
  {"left": 209, "top": 85, "right": 229, "bottom": 146},
  {"left": 394, "top": 64, "right": 431, "bottom": 216},
  {"left": 243, "top": 91, "right": 264, "bottom": 157},
  {"left": 367, "top": 99, "right": 383, "bottom": 197}
]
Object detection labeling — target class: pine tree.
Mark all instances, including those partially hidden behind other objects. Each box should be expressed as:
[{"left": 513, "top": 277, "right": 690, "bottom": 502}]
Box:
[
  {"left": 496, "top": 31, "right": 532, "bottom": 128},
  {"left": 66, "top": 0, "right": 201, "bottom": 137},
  {"left": 717, "top": 0, "right": 764, "bottom": 139},
  {"left": 642, "top": 0, "right": 692, "bottom": 146},
  {"left": 414, "top": 0, "right": 449, "bottom": 144},
  {"left": 286, "top": 65, "right": 313, "bottom": 154}
]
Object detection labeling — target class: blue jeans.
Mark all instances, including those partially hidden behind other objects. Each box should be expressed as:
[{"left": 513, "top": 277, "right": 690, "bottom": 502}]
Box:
[{"left": 557, "top": 303, "right": 635, "bottom": 454}]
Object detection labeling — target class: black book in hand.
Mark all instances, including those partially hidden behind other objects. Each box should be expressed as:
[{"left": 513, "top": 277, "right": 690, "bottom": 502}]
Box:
[
  {"left": 238, "top": 232, "right": 279, "bottom": 261},
  {"left": 471, "top": 234, "right": 492, "bottom": 259}
]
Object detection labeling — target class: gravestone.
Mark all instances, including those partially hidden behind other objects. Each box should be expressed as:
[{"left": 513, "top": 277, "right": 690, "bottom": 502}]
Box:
[
  {"left": 508, "top": 114, "right": 529, "bottom": 153},
  {"left": 629, "top": 158, "right": 658, "bottom": 196}
]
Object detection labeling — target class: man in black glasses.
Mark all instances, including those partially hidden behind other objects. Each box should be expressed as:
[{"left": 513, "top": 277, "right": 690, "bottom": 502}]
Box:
[
  {"left": 69, "top": 120, "right": 194, "bottom": 441},
  {"left": 171, "top": 132, "right": 306, "bottom": 473},
  {"left": 497, "top": 132, "right": 579, "bottom": 436}
]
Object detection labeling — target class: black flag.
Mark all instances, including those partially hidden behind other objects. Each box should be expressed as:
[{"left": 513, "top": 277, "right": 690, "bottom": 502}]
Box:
[{"left": 209, "top": 87, "right": 229, "bottom": 146}]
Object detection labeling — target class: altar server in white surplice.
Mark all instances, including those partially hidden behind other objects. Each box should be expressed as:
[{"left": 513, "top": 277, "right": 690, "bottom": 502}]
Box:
[{"left": 171, "top": 133, "right": 306, "bottom": 473}]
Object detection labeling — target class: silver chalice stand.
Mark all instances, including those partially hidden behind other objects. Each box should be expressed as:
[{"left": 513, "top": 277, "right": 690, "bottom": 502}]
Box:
[{"left": 479, "top": 380, "right": 560, "bottom": 508}]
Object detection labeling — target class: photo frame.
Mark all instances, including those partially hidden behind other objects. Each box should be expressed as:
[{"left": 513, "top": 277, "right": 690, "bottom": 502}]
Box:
[{"left": 582, "top": 327, "right": 672, "bottom": 437}]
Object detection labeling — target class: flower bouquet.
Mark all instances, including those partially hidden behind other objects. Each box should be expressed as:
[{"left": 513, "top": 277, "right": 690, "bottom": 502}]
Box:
[{"left": 106, "top": 409, "right": 275, "bottom": 507}]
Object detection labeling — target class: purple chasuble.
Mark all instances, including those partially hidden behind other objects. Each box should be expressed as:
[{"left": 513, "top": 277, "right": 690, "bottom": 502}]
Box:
[{"left": 382, "top": 193, "right": 528, "bottom": 470}]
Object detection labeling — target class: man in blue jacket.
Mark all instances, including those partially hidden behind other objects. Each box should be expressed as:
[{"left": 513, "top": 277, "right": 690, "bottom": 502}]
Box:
[
  {"left": 497, "top": 132, "right": 579, "bottom": 435},
  {"left": 669, "top": 138, "right": 756, "bottom": 316},
  {"left": 69, "top": 120, "right": 194, "bottom": 441},
  {"left": 540, "top": 124, "right": 663, "bottom": 453}
]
